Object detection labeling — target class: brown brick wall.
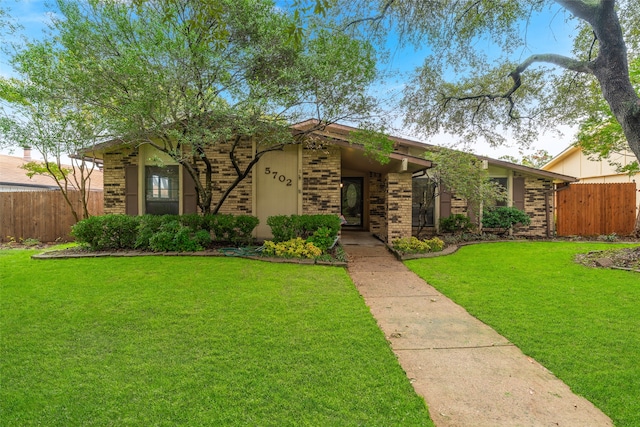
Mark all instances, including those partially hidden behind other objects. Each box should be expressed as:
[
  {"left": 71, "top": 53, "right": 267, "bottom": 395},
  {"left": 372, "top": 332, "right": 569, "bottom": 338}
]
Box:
[
  {"left": 302, "top": 145, "right": 341, "bottom": 214},
  {"left": 441, "top": 174, "right": 552, "bottom": 237},
  {"left": 103, "top": 147, "right": 138, "bottom": 214},
  {"left": 386, "top": 172, "right": 413, "bottom": 242},
  {"left": 514, "top": 173, "right": 552, "bottom": 237},
  {"left": 102, "top": 141, "right": 254, "bottom": 215},
  {"left": 369, "top": 172, "right": 386, "bottom": 237},
  {"left": 201, "top": 140, "right": 253, "bottom": 214}
]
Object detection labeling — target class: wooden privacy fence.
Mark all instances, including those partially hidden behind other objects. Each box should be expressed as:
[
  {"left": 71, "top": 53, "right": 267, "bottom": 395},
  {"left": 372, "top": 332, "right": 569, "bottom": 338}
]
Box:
[
  {"left": 0, "top": 190, "right": 104, "bottom": 243},
  {"left": 556, "top": 183, "right": 637, "bottom": 236}
]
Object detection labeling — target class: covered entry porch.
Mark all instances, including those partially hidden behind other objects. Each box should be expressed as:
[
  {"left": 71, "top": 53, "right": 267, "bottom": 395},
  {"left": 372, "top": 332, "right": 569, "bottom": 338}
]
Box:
[{"left": 337, "top": 142, "right": 432, "bottom": 243}]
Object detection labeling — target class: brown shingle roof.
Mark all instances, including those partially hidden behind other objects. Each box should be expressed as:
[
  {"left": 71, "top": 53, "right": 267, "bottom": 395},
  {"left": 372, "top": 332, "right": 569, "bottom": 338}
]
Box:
[{"left": 0, "top": 154, "right": 104, "bottom": 191}]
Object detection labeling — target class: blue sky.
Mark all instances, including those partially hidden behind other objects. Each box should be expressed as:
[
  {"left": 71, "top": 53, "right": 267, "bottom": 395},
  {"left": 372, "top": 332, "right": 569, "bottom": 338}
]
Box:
[{"left": 1, "top": 0, "right": 581, "bottom": 161}]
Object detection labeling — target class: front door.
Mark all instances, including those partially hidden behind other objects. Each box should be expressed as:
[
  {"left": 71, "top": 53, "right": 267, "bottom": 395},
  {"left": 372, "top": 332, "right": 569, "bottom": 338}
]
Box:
[{"left": 341, "top": 177, "right": 363, "bottom": 227}]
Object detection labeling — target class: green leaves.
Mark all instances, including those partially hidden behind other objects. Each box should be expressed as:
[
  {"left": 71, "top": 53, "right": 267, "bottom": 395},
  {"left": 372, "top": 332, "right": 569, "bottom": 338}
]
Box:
[
  {"left": 349, "top": 128, "right": 394, "bottom": 164},
  {"left": 425, "top": 147, "right": 507, "bottom": 215}
]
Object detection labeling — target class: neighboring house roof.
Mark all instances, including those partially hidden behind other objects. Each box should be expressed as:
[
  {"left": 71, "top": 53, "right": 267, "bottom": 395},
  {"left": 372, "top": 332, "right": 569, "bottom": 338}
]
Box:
[
  {"left": 540, "top": 145, "right": 580, "bottom": 171},
  {"left": 541, "top": 144, "right": 638, "bottom": 181},
  {"left": 0, "top": 154, "right": 104, "bottom": 192}
]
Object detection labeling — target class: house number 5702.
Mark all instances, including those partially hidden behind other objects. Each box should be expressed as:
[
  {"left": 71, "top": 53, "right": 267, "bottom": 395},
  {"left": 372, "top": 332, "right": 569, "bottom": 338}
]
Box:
[{"left": 264, "top": 167, "right": 292, "bottom": 186}]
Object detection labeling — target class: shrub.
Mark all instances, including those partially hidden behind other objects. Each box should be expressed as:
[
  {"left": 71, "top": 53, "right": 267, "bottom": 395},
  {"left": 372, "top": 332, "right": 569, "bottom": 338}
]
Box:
[
  {"left": 426, "top": 237, "right": 445, "bottom": 252},
  {"left": 72, "top": 214, "right": 138, "bottom": 251},
  {"left": 262, "top": 238, "right": 322, "bottom": 259},
  {"left": 74, "top": 213, "right": 256, "bottom": 252},
  {"left": 440, "top": 214, "right": 475, "bottom": 234},
  {"left": 207, "top": 214, "right": 259, "bottom": 245},
  {"left": 306, "top": 227, "right": 337, "bottom": 252},
  {"left": 233, "top": 215, "right": 260, "bottom": 245},
  {"left": 296, "top": 215, "right": 341, "bottom": 238},
  {"left": 482, "top": 206, "right": 531, "bottom": 234},
  {"left": 392, "top": 236, "right": 445, "bottom": 254},
  {"left": 266, "top": 215, "right": 296, "bottom": 242},
  {"left": 598, "top": 233, "right": 619, "bottom": 242},
  {"left": 267, "top": 214, "right": 341, "bottom": 243},
  {"left": 148, "top": 220, "right": 211, "bottom": 252},
  {"left": 134, "top": 214, "right": 167, "bottom": 249},
  {"left": 179, "top": 213, "right": 209, "bottom": 231}
]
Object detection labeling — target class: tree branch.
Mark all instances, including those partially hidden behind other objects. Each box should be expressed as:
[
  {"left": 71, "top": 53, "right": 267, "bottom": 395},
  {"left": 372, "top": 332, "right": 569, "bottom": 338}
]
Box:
[
  {"left": 444, "top": 53, "right": 593, "bottom": 119},
  {"left": 554, "top": 0, "right": 599, "bottom": 23},
  {"left": 343, "top": 0, "right": 394, "bottom": 29}
]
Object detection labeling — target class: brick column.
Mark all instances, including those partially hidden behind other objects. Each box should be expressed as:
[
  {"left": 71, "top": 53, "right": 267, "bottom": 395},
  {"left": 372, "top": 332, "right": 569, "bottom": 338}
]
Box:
[
  {"left": 368, "top": 172, "right": 386, "bottom": 238},
  {"left": 386, "top": 172, "right": 412, "bottom": 242}
]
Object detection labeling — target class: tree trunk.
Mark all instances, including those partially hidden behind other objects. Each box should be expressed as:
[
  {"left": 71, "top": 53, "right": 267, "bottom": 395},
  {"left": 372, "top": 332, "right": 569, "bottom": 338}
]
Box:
[{"left": 578, "top": 0, "right": 640, "bottom": 164}]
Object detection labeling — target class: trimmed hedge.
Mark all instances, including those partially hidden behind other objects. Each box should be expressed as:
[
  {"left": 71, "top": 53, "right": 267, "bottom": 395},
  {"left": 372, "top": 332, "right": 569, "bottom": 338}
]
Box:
[
  {"left": 71, "top": 214, "right": 139, "bottom": 251},
  {"left": 482, "top": 206, "right": 531, "bottom": 234},
  {"left": 266, "top": 214, "right": 341, "bottom": 243},
  {"left": 72, "top": 213, "right": 259, "bottom": 252}
]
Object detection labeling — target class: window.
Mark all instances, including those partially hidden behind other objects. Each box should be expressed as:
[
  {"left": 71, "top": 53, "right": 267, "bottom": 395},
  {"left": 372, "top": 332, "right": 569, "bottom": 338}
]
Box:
[
  {"left": 145, "top": 165, "right": 179, "bottom": 215},
  {"left": 490, "top": 177, "right": 508, "bottom": 207},
  {"left": 412, "top": 177, "right": 436, "bottom": 227}
]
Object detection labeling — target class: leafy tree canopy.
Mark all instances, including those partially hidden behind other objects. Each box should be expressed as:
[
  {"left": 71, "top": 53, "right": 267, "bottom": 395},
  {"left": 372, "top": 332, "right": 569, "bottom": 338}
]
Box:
[
  {"left": 5, "top": 0, "right": 386, "bottom": 214},
  {"left": 319, "top": 0, "right": 640, "bottom": 165},
  {"left": 499, "top": 149, "right": 553, "bottom": 169},
  {"left": 423, "top": 147, "right": 506, "bottom": 216}
]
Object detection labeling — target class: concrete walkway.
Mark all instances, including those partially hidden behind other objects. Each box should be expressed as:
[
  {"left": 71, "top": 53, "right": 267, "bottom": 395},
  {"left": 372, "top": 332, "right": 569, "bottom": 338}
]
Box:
[{"left": 341, "top": 231, "right": 612, "bottom": 427}]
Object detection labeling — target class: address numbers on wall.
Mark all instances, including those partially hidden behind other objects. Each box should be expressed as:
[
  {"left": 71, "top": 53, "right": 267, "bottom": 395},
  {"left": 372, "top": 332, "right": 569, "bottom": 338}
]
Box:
[{"left": 264, "top": 167, "right": 292, "bottom": 186}]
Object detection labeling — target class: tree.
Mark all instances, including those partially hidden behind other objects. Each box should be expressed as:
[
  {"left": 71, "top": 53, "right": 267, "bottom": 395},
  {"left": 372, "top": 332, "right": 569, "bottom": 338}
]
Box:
[
  {"left": 414, "top": 147, "right": 506, "bottom": 235},
  {"left": 0, "top": 79, "right": 103, "bottom": 222},
  {"left": 327, "top": 1, "right": 639, "bottom": 165},
  {"left": 576, "top": 57, "right": 640, "bottom": 174},
  {"left": 499, "top": 149, "right": 553, "bottom": 169},
  {"left": 9, "top": 0, "right": 387, "bottom": 214}
]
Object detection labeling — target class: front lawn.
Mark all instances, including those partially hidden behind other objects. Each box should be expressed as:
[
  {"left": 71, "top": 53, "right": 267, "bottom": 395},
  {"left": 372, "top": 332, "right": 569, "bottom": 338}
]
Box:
[
  {"left": 405, "top": 241, "right": 640, "bottom": 427},
  {"left": 0, "top": 250, "right": 432, "bottom": 426}
]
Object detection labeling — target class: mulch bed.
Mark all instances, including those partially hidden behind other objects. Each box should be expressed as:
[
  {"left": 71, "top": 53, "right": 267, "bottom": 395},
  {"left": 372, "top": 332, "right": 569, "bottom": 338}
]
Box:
[{"left": 575, "top": 246, "right": 640, "bottom": 272}]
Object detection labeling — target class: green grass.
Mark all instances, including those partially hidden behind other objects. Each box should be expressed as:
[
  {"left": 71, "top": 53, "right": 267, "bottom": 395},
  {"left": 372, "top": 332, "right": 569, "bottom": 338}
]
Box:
[
  {"left": 0, "top": 250, "right": 432, "bottom": 427},
  {"left": 405, "top": 241, "right": 640, "bottom": 427}
]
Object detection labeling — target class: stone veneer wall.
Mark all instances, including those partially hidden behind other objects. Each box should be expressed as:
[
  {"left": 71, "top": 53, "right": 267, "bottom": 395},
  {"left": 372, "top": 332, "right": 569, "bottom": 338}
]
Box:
[
  {"left": 368, "top": 172, "right": 386, "bottom": 238},
  {"left": 514, "top": 173, "right": 552, "bottom": 237},
  {"left": 103, "top": 147, "right": 138, "bottom": 214},
  {"left": 386, "top": 172, "right": 413, "bottom": 242},
  {"left": 302, "top": 145, "right": 341, "bottom": 214}
]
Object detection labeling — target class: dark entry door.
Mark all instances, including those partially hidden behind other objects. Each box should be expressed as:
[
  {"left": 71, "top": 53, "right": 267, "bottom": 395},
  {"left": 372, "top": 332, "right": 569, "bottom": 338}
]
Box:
[{"left": 341, "top": 178, "right": 363, "bottom": 227}]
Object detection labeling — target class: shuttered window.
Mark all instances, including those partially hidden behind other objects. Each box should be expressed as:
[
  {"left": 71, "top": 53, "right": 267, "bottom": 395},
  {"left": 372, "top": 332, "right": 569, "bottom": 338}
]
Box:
[{"left": 145, "top": 165, "right": 179, "bottom": 215}]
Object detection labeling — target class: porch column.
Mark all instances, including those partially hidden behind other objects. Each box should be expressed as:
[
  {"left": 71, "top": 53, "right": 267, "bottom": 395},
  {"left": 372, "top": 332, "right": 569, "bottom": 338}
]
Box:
[{"left": 386, "top": 172, "right": 412, "bottom": 242}]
